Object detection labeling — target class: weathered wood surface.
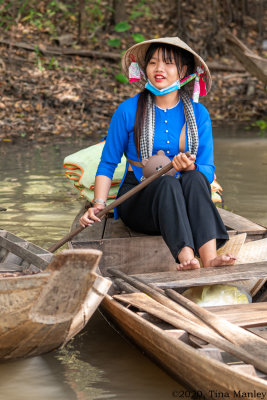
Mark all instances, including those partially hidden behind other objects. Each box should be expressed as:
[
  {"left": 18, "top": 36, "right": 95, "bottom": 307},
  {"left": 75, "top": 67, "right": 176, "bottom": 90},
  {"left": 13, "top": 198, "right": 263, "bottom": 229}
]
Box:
[
  {"left": 75, "top": 236, "right": 177, "bottom": 274},
  {"left": 234, "top": 238, "right": 267, "bottom": 296},
  {"left": 102, "top": 295, "right": 267, "bottom": 396},
  {"left": 108, "top": 268, "right": 267, "bottom": 371},
  {"left": 131, "top": 261, "right": 267, "bottom": 289},
  {"left": 114, "top": 292, "right": 267, "bottom": 374},
  {"left": 72, "top": 205, "right": 266, "bottom": 242},
  {"left": 217, "top": 208, "right": 266, "bottom": 234},
  {"left": 205, "top": 303, "right": 267, "bottom": 327},
  {"left": 0, "top": 248, "right": 110, "bottom": 360},
  {"left": 248, "top": 327, "right": 267, "bottom": 341},
  {"left": 165, "top": 289, "right": 267, "bottom": 358},
  {"left": 225, "top": 31, "right": 267, "bottom": 85},
  {"left": 0, "top": 230, "right": 53, "bottom": 270}
]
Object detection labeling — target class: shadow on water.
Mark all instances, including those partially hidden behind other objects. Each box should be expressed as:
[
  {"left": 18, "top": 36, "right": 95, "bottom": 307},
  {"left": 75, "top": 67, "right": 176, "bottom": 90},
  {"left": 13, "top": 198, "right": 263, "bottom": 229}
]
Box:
[{"left": 0, "top": 127, "right": 266, "bottom": 399}]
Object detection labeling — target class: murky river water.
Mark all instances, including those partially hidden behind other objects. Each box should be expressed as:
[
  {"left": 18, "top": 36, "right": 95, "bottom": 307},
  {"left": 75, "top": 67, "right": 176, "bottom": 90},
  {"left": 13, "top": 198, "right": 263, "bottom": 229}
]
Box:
[{"left": 0, "top": 129, "right": 266, "bottom": 400}]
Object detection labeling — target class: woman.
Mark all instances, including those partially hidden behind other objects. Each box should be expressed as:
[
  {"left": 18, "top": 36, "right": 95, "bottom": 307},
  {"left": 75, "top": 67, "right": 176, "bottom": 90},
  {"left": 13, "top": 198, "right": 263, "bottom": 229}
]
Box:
[{"left": 80, "top": 37, "right": 236, "bottom": 270}]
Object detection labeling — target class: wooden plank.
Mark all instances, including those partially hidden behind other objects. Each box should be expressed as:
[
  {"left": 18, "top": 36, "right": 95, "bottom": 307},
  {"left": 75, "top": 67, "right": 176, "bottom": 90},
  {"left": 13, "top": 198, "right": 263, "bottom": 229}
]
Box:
[
  {"left": 205, "top": 303, "right": 267, "bottom": 327},
  {"left": 218, "top": 208, "right": 266, "bottom": 234},
  {"left": 165, "top": 288, "right": 267, "bottom": 367},
  {"left": 248, "top": 327, "right": 267, "bottom": 341},
  {"left": 0, "top": 262, "right": 23, "bottom": 272},
  {"left": 103, "top": 217, "right": 131, "bottom": 239},
  {"left": 73, "top": 236, "right": 177, "bottom": 275},
  {"left": 132, "top": 261, "right": 267, "bottom": 289},
  {"left": 164, "top": 329, "right": 189, "bottom": 342},
  {"left": 229, "top": 364, "right": 257, "bottom": 377},
  {"left": 114, "top": 292, "right": 267, "bottom": 374},
  {"left": 0, "top": 235, "right": 51, "bottom": 270},
  {"left": 225, "top": 31, "right": 267, "bottom": 85},
  {"left": 198, "top": 348, "right": 224, "bottom": 362},
  {"left": 103, "top": 295, "right": 267, "bottom": 396}
]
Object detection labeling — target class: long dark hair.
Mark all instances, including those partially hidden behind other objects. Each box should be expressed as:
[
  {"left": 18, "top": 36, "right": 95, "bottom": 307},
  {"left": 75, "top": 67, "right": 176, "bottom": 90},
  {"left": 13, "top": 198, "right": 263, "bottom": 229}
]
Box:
[{"left": 134, "top": 43, "right": 195, "bottom": 157}]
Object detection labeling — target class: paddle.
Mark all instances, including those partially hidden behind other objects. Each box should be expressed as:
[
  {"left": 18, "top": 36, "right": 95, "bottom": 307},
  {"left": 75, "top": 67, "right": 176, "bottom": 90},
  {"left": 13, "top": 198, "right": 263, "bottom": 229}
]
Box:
[
  {"left": 48, "top": 152, "right": 191, "bottom": 253},
  {"left": 114, "top": 292, "right": 267, "bottom": 374},
  {"left": 165, "top": 288, "right": 267, "bottom": 353},
  {"left": 108, "top": 268, "right": 267, "bottom": 374}
]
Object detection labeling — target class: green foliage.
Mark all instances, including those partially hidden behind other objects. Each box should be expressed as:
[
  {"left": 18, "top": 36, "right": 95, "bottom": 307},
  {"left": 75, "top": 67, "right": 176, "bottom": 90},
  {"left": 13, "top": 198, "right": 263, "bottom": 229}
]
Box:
[
  {"left": 114, "top": 21, "right": 130, "bottom": 32},
  {"left": 0, "top": 0, "right": 75, "bottom": 35},
  {"left": 115, "top": 73, "right": 128, "bottom": 84},
  {"left": 130, "top": 0, "right": 152, "bottom": 20},
  {"left": 252, "top": 118, "right": 267, "bottom": 137},
  {"left": 132, "top": 33, "right": 145, "bottom": 43},
  {"left": 108, "top": 38, "right": 121, "bottom": 47},
  {"left": 47, "top": 57, "right": 59, "bottom": 70}
]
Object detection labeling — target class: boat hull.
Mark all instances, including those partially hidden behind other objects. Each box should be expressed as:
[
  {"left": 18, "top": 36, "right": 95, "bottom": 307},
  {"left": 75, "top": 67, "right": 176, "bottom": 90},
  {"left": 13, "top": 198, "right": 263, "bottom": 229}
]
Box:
[{"left": 101, "top": 295, "right": 267, "bottom": 397}]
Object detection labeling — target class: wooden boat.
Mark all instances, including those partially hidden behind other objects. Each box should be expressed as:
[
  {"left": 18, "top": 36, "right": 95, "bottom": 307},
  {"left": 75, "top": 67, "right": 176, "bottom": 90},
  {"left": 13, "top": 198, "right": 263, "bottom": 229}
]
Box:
[
  {"left": 0, "top": 229, "right": 111, "bottom": 360},
  {"left": 70, "top": 202, "right": 267, "bottom": 396}
]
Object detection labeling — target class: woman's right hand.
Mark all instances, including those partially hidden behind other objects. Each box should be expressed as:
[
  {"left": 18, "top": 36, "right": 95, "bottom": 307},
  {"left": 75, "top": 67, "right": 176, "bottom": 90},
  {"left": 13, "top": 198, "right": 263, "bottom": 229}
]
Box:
[{"left": 79, "top": 204, "right": 105, "bottom": 227}]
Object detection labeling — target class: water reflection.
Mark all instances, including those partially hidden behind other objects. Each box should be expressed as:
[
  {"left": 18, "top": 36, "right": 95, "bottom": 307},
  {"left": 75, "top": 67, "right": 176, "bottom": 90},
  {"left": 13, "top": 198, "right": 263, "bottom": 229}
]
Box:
[
  {"left": 0, "top": 356, "right": 76, "bottom": 400},
  {"left": 214, "top": 135, "right": 267, "bottom": 226}
]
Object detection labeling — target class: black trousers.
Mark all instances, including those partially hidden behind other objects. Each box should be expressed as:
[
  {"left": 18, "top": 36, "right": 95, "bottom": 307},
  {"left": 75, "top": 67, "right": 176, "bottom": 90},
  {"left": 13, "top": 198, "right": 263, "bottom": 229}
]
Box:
[{"left": 117, "top": 170, "right": 229, "bottom": 261}]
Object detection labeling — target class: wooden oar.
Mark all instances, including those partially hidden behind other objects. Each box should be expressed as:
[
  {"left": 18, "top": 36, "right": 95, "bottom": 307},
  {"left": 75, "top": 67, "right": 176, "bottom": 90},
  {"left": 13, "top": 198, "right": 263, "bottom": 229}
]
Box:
[
  {"left": 165, "top": 288, "right": 267, "bottom": 350},
  {"left": 114, "top": 292, "right": 267, "bottom": 374},
  {"left": 107, "top": 267, "right": 205, "bottom": 326},
  {"left": 48, "top": 153, "right": 190, "bottom": 253},
  {"left": 108, "top": 268, "right": 267, "bottom": 373}
]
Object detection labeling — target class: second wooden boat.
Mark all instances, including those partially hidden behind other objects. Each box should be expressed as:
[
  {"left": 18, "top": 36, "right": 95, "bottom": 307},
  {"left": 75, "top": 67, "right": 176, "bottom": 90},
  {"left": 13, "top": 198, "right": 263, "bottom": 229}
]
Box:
[
  {"left": 70, "top": 203, "right": 267, "bottom": 396},
  {"left": 0, "top": 229, "right": 111, "bottom": 360}
]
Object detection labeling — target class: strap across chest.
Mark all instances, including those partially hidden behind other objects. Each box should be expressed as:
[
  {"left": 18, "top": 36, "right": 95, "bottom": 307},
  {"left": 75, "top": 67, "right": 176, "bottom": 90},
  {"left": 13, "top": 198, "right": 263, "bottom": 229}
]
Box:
[{"left": 128, "top": 123, "right": 186, "bottom": 167}]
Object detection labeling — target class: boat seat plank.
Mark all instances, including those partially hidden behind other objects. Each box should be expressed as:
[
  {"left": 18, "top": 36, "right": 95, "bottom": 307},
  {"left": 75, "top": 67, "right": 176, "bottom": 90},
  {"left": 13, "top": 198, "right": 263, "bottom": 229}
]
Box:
[
  {"left": 205, "top": 303, "right": 267, "bottom": 327},
  {"left": 228, "top": 364, "right": 257, "bottom": 377},
  {"left": 247, "top": 327, "right": 267, "bottom": 341},
  {"left": 218, "top": 208, "right": 266, "bottom": 234},
  {"left": 164, "top": 329, "right": 189, "bottom": 342},
  {"left": 0, "top": 235, "right": 51, "bottom": 270},
  {"left": 131, "top": 261, "right": 267, "bottom": 289},
  {"left": 103, "top": 217, "right": 131, "bottom": 239},
  {"left": 0, "top": 262, "right": 23, "bottom": 272},
  {"left": 198, "top": 348, "right": 224, "bottom": 362},
  {"left": 73, "top": 236, "right": 177, "bottom": 274}
]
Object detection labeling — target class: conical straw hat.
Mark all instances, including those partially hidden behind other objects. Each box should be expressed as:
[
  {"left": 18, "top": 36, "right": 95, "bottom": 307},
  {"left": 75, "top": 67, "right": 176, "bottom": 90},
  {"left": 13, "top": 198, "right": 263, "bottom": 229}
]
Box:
[{"left": 122, "top": 36, "right": 212, "bottom": 93}]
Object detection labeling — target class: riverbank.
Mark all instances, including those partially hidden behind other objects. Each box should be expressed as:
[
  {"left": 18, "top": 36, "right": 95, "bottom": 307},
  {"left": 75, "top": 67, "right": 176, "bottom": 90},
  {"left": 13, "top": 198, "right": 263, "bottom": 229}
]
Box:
[
  {"left": 0, "top": 1, "right": 266, "bottom": 144},
  {"left": 1, "top": 42, "right": 266, "bottom": 144}
]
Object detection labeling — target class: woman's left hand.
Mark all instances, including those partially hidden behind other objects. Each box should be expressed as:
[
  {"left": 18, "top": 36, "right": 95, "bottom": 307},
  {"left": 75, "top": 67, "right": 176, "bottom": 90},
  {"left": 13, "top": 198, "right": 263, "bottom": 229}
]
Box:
[{"left": 172, "top": 152, "right": 196, "bottom": 172}]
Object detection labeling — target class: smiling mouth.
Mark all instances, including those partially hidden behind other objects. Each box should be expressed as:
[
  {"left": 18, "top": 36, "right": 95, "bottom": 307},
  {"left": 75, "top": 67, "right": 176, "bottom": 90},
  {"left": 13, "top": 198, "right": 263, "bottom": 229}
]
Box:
[{"left": 155, "top": 75, "right": 165, "bottom": 82}]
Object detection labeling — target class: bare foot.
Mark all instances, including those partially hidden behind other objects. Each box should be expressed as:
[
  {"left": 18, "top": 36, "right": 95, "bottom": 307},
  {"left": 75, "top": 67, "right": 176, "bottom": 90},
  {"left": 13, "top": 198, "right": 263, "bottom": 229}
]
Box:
[
  {"left": 177, "top": 258, "right": 201, "bottom": 271},
  {"left": 205, "top": 253, "right": 237, "bottom": 268}
]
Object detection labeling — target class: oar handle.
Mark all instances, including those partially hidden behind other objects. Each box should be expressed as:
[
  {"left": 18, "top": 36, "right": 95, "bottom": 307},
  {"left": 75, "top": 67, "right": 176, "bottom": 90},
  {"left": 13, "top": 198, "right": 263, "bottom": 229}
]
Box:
[{"left": 48, "top": 152, "right": 190, "bottom": 253}]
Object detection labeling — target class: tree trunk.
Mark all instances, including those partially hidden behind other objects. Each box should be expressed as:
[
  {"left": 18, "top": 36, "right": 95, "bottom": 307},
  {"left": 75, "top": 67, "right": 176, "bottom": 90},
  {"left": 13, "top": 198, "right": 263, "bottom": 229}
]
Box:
[
  {"left": 78, "top": 0, "right": 85, "bottom": 43},
  {"left": 112, "top": 0, "right": 127, "bottom": 25}
]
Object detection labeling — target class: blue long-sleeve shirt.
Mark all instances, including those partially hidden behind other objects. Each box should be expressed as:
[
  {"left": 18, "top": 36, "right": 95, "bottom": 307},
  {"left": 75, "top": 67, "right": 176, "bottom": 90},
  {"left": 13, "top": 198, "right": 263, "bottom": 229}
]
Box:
[{"left": 96, "top": 93, "right": 215, "bottom": 217}]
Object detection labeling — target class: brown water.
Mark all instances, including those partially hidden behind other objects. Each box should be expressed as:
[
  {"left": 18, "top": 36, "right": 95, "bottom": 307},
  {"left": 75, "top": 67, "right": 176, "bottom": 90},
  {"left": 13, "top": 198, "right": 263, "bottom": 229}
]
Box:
[{"left": 0, "top": 130, "right": 266, "bottom": 400}]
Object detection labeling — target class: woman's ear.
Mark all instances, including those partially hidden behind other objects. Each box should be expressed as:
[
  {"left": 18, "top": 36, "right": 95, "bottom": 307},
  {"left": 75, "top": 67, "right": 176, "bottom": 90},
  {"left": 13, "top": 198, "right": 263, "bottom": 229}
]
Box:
[{"left": 181, "top": 65, "right": 187, "bottom": 79}]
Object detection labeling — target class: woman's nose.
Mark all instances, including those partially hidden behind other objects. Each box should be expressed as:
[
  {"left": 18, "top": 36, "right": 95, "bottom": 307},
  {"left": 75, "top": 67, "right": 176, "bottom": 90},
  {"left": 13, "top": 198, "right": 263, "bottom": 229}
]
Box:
[{"left": 155, "top": 61, "right": 165, "bottom": 71}]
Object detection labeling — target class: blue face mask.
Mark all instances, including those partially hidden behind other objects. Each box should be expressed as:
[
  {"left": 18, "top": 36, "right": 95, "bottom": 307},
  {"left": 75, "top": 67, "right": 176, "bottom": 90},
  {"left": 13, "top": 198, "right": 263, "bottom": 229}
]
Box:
[{"left": 145, "top": 79, "right": 181, "bottom": 96}]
